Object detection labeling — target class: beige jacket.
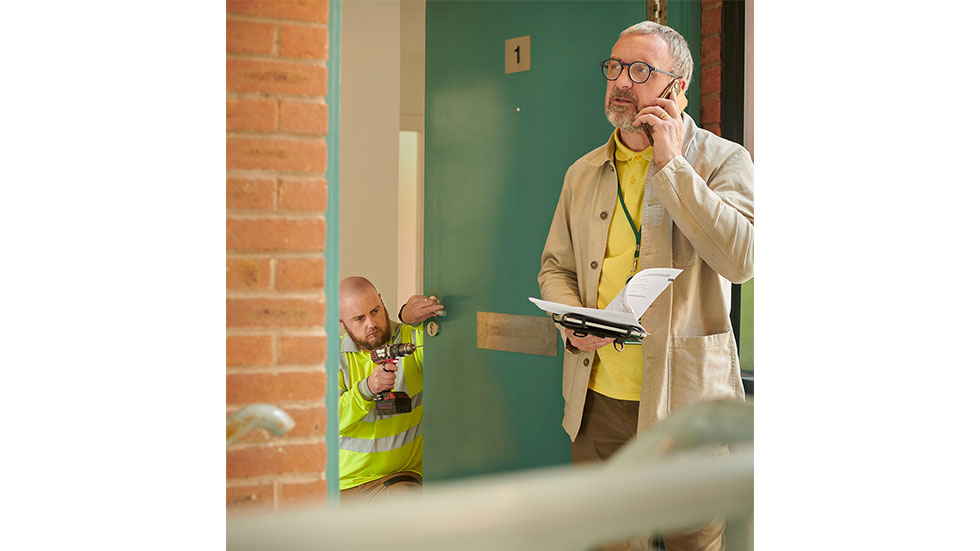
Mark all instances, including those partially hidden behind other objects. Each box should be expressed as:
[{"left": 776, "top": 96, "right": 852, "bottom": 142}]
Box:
[{"left": 538, "top": 113, "right": 754, "bottom": 440}]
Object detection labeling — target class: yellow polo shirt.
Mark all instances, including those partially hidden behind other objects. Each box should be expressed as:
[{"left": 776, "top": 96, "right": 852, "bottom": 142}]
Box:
[{"left": 588, "top": 130, "right": 651, "bottom": 401}]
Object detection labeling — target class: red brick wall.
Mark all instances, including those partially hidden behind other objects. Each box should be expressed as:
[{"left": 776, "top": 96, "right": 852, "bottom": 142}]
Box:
[
  {"left": 226, "top": 0, "right": 330, "bottom": 513},
  {"left": 700, "top": 1, "right": 722, "bottom": 137}
]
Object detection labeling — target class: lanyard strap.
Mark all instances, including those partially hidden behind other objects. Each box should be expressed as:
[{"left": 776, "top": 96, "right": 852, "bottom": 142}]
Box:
[{"left": 616, "top": 184, "right": 641, "bottom": 276}]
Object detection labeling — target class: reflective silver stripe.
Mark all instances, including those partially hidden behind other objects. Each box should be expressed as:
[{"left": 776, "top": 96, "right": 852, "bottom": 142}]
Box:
[
  {"left": 358, "top": 391, "right": 423, "bottom": 423},
  {"left": 339, "top": 350, "right": 350, "bottom": 389},
  {"left": 340, "top": 422, "right": 422, "bottom": 453}
]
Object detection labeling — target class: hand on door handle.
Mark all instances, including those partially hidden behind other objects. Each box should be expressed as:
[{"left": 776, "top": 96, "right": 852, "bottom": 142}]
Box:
[{"left": 398, "top": 294, "right": 446, "bottom": 325}]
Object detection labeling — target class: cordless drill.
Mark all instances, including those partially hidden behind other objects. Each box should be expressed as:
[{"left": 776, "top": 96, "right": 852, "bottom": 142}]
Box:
[{"left": 369, "top": 342, "right": 418, "bottom": 415}]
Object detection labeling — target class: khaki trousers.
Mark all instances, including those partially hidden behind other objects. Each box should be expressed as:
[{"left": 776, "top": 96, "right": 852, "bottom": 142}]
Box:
[
  {"left": 570, "top": 390, "right": 725, "bottom": 551},
  {"left": 339, "top": 471, "right": 422, "bottom": 503}
]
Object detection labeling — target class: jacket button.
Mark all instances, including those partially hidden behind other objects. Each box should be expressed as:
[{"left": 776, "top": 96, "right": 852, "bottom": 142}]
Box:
[
  {"left": 590, "top": 261, "right": 598, "bottom": 269},
  {"left": 600, "top": 211, "right": 608, "bottom": 220},
  {"left": 583, "top": 358, "right": 590, "bottom": 366}
]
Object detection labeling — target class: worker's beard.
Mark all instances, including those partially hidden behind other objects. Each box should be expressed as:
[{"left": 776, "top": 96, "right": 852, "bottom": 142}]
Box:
[
  {"left": 605, "top": 87, "right": 641, "bottom": 131},
  {"left": 348, "top": 315, "right": 391, "bottom": 352}
]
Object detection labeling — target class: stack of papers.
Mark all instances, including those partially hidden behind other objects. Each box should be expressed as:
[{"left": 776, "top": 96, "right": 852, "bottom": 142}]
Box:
[{"left": 529, "top": 268, "right": 682, "bottom": 340}]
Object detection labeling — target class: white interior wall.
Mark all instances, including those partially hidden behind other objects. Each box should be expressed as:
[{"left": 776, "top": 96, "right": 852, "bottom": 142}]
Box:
[
  {"left": 397, "top": 131, "right": 419, "bottom": 309},
  {"left": 339, "top": 0, "right": 401, "bottom": 311},
  {"left": 398, "top": 0, "right": 425, "bottom": 309}
]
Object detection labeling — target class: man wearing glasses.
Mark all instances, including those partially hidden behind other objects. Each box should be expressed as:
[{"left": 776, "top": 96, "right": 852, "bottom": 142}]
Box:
[{"left": 538, "top": 21, "right": 753, "bottom": 551}]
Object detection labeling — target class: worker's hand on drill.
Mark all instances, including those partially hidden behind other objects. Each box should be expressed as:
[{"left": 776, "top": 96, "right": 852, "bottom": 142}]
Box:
[
  {"left": 366, "top": 363, "right": 397, "bottom": 396},
  {"left": 399, "top": 294, "right": 445, "bottom": 325}
]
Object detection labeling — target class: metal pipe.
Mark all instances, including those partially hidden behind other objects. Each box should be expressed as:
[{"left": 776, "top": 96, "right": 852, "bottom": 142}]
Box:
[{"left": 226, "top": 403, "right": 295, "bottom": 447}]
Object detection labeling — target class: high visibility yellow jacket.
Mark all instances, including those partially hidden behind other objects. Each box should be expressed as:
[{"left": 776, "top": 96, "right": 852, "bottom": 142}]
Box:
[{"left": 338, "top": 321, "right": 423, "bottom": 490}]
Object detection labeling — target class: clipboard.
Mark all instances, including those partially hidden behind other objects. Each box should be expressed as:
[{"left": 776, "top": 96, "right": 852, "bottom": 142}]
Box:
[{"left": 552, "top": 312, "right": 647, "bottom": 350}]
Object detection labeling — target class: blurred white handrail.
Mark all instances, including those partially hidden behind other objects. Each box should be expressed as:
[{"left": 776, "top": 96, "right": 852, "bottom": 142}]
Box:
[
  {"left": 608, "top": 398, "right": 754, "bottom": 467},
  {"left": 226, "top": 403, "right": 296, "bottom": 447},
  {"left": 227, "top": 399, "right": 752, "bottom": 551}
]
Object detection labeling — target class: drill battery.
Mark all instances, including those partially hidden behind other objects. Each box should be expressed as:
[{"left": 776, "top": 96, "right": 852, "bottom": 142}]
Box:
[{"left": 376, "top": 390, "right": 412, "bottom": 415}]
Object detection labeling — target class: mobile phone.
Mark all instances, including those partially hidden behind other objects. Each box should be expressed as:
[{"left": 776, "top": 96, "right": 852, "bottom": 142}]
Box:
[
  {"left": 642, "top": 79, "right": 682, "bottom": 146},
  {"left": 659, "top": 78, "right": 681, "bottom": 99}
]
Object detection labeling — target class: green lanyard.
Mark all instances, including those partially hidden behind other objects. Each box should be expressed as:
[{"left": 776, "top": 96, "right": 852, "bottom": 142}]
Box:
[{"left": 616, "top": 184, "right": 641, "bottom": 279}]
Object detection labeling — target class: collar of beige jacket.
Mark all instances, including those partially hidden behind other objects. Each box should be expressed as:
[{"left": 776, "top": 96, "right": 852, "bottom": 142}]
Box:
[{"left": 585, "top": 112, "right": 696, "bottom": 168}]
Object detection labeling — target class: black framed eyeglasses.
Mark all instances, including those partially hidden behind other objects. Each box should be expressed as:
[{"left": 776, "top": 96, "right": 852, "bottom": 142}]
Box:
[{"left": 599, "top": 58, "right": 681, "bottom": 84}]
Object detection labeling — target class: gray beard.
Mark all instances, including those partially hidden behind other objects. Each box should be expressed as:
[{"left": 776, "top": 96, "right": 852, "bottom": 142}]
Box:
[{"left": 605, "top": 103, "right": 639, "bottom": 131}]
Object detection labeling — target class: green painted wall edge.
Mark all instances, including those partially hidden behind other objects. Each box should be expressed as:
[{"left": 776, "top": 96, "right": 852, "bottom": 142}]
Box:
[{"left": 323, "top": 0, "right": 342, "bottom": 504}]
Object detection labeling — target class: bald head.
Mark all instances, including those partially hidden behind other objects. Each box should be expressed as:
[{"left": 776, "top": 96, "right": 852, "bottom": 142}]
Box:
[
  {"left": 340, "top": 276, "right": 377, "bottom": 302},
  {"left": 339, "top": 276, "right": 391, "bottom": 351}
]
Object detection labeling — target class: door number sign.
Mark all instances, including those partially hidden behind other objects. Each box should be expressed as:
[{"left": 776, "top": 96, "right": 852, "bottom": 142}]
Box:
[{"left": 505, "top": 35, "right": 530, "bottom": 74}]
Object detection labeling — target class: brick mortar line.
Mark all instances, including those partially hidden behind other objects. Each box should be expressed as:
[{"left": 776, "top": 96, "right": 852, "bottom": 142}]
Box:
[
  {"left": 227, "top": 131, "right": 327, "bottom": 143},
  {"left": 227, "top": 129, "right": 327, "bottom": 139},
  {"left": 701, "top": 61, "right": 721, "bottom": 70},
  {"left": 227, "top": 52, "right": 327, "bottom": 66},
  {"left": 226, "top": 208, "right": 327, "bottom": 216},
  {"left": 226, "top": 364, "right": 328, "bottom": 374},
  {"left": 227, "top": 325, "right": 326, "bottom": 333},
  {"left": 227, "top": 435, "right": 325, "bottom": 450},
  {"left": 226, "top": 401, "right": 326, "bottom": 411},
  {"left": 226, "top": 327, "right": 328, "bottom": 337},
  {"left": 226, "top": 251, "right": 325, "bottom": 259},
  {"left": 273, "top": 21, "right": 281, "bottom": 58},
  {"left": 276, "top": 175, "right": 329, "bottom": 181},
  {"left": 272, "top": 174, "right": 280, "bottom": 211},
  {"left": 226, "top": 401, "right": 326, "bottom": 412},
  {"left": 225, "top": 321, "right": 326, "bottom": 330},
  {"left": 226, "top": 473, "right": 326, "bottom": 487},
  {"left": 225, "top": 365, "right": 278, "bottom": 373},
  {"left": 270, "top": 257, "right": 279, "bottom": 295},
  {"left": 702, "top": 32, "right": 721, "bottom": 40},
  {"left": 226, "top": 13, "right": 329, "bottom": 29},
  {"left": 225, "top": 287, "right": 324, "bottom": 299},
  {"left": 226, "top": 212, "right": 324, "bottom": 220},
  {"left": 226, "top": 169, "right": 329, "bottom": 178},
  {"left": 227, "top": 92, "right": 329, "bottom": 103},
  {"left": 279, "top": 97, "right": 329, "bottom": 106},
  {"left": 228, "top": 436, "right": 329, "bottom": 450},
  {"left": 226, "top": 290, "right": 324, "bottom": 299},
  {"left": 228, "top": 436, "right": 323, "bottom": 451},
  {"left": 225, "top": 288, "right": 323, "bottom": 298}
]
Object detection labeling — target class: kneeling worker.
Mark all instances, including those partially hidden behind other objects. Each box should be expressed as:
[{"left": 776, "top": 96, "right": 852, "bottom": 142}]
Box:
[{"left": 337, "top": 276, "right": 444, "bottom": 501}]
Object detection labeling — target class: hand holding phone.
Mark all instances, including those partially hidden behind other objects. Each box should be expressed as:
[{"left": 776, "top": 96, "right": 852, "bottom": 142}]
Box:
[
  {"left": 635, "top": 78, "right": 687, "bottom": 169},
  {"left": 641, "top": 79, "right": 683, "bottom": 147}
]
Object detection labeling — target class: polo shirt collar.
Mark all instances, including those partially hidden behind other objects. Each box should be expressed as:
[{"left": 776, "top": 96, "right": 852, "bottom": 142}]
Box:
[{"left": 613, "top": 129, "right": 653, "bottom": 163}]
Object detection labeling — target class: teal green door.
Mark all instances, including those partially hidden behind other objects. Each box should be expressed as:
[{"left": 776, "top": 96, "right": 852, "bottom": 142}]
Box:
[{"left": 423, "top": 0, "right": 646, "bottom": 482}]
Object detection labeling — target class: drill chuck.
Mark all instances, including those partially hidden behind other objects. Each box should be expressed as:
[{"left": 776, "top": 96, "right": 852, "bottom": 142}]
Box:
[{"left": 370, "top": 342, "right": 417, "bottom": 364}]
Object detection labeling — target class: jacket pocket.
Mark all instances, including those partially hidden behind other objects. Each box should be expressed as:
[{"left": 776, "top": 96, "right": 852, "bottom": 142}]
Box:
[
  {"left": 671, "top": 227, "right": 698, "bottom": 267},
  {"left": 668, "top": 331, "right": 739, "bottom": 412}
]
